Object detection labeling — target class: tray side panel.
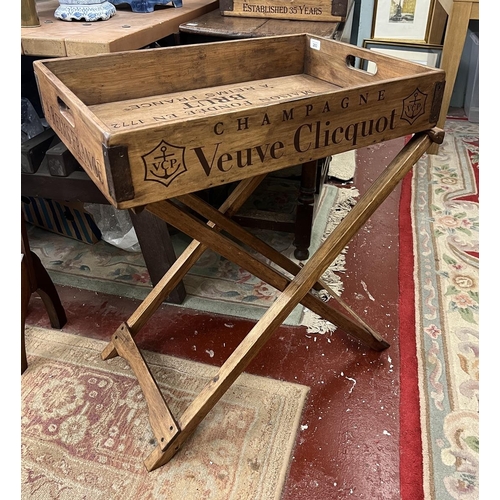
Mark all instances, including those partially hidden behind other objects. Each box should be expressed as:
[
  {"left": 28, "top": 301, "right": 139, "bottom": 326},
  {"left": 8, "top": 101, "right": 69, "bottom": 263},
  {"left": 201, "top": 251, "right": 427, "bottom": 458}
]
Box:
[
  {"left": 102, "top": 73, "right": 445, "bottom": 208},
  {"left": 34, "top": 62, "right": 127, "bottom": 207},
  {"left": 38, "top": 36, "right": 307, "bottom": 107},
  {"left": 34, "top": 37, "right": 445, "bottom": 209},
  {"left": 303, "top": 35, "right": 440, "bottom": 88}
]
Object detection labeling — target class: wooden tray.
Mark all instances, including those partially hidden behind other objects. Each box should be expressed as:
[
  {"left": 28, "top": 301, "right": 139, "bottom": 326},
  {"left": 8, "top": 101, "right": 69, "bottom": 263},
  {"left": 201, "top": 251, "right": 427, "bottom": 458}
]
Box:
[{"left": 34, "top": 34, "right": 445, "bottom": 208}]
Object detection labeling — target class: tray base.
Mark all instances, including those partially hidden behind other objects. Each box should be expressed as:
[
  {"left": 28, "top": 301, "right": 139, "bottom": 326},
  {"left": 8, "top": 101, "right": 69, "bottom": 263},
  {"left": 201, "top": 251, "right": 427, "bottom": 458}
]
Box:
[{"left": 90, "top": 74, "right": 343, "bottom": 129}]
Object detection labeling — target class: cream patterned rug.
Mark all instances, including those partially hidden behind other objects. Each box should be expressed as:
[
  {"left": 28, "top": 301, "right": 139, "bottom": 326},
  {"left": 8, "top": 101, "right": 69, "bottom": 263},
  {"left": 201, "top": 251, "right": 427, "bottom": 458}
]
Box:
[
  {"left": 327, "top": 150, "right": 356, "bottom": 182},
  {"left": 411, "top": 119, "right": 479, "bottom": 499},
  {"left": 21, "top": 326, "right": 309, "bottom": 499},
  {"left": 26, "top": 181, "right": 358, "bottom": 330}
]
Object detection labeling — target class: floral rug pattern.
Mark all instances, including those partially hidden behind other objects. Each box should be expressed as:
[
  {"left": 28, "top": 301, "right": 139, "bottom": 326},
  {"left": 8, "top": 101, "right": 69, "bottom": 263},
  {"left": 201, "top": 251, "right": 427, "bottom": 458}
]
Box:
[
  {"left": 22, "top": 326, "right": 309, "bottom": 499},
  {"left": 27, "top": 179, "right": 357, "bottom": 328},
  {"left": 412, "top": 119, "right": 479, "bottom": 499}
]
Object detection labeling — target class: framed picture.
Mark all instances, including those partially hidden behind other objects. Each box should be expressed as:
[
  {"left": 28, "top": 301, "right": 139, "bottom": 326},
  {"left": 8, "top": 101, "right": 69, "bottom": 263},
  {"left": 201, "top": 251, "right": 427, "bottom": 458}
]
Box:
[
  {"left": 372, "top": 0, "right": 435, "bottom": 42},
  {"left": 362, "top": 39, "right": 443, "bottom": 70}
]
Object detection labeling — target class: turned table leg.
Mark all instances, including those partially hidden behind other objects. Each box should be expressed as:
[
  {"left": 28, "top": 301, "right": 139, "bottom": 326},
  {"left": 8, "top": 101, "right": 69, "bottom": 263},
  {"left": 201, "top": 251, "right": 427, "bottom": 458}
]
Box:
[
  {"left": 294, "top": 160, "right": 318, "bottom": 260},
  {"left": 21, "top": 212, "right": 67, "bottom": 373}
]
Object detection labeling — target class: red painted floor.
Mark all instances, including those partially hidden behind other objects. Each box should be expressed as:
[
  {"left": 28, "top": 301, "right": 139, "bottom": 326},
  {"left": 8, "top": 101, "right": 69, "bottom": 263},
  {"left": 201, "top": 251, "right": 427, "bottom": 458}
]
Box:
[{"left": 24, "top": 138, "right": 406, "bottom": 499}]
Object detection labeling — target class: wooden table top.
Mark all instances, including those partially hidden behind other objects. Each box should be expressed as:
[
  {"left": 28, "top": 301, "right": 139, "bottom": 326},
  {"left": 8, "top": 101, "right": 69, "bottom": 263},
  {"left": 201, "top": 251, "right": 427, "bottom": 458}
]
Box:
[
  {"left": 179, "top": 9, "right": 341, "bottom": 39},
  {"left": 21, "top": 0, "right": 219, "bottom": 57}
]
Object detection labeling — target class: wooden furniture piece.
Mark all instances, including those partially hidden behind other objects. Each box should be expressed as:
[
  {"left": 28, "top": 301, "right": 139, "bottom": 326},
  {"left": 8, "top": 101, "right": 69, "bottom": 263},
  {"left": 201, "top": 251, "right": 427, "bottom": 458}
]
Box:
[
  {"left": 179, "top": 8, "right": 344, "bottom": 41},
  {"left": 22, "top": 213, "right": 67, "bottom": 374},
  {"left": 21, "top": 0, "right": 218, "bottom": 56},
  {"left": 428, "top": 0, "right": 479, "bottom": 154},
  {"left": 218, "top": 0, "right": 353, "bottom": 22},
  {"left": 33, "top": 34, "right": 445, "bottom": 471},
  {"left": 179, "top": 9, "right": 346, "bottom": 259},
  {"left": 21, "top": 155, "right": 186, "bottom": 300},
  {"left": 21, "top": 0, "right": 219, "bottom": 301}
]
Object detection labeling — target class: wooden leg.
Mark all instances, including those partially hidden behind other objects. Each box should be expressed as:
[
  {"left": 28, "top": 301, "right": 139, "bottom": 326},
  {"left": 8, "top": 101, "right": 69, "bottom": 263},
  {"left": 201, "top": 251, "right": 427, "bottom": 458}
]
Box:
[
  {"left": 151, "top": 196, "right": 389, "bottom": 351},
  {"left": 30, "top": 251, "right": 67, "bottom": 329},
  {"left": 293, "top": 160, "right": 317, "bottom": 260},
  {"left": 179, "top": 189, "right": 375, "bottom": 339},
  {"left": 101, "top": 174, "right": 266, "bottom": 361},
  {"left": 129, "top": 208, "right": 186, "bottom": 304},
  {"left": 428, "top": 1, "right": 473, "bottom": 155},
  {"left": 111, "top": 323, "right": 180, "bottom": 447},
  {"left": 21, "top": 212, "right": 67, "bottom": 374},
  {"left": 21, "top": 255, "right": 30, "bottom": 374},
  {"left": 144, "top": 130, "right": 440, "bottom": 471},
  {"left": 101, "top": 130, "right": 442, "bottom": 471}
]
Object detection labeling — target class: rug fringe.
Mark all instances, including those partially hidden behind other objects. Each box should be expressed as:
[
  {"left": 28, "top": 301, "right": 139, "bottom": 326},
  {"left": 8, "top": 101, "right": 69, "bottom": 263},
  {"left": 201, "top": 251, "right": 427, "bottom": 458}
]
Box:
[{"left": 300, "top": 186, "right": 359, "bottom": 334}]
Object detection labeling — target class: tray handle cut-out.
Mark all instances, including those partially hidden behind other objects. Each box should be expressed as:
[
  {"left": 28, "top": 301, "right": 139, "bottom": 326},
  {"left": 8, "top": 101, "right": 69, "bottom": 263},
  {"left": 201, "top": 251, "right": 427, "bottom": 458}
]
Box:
[
  {"left": 345, "top": 54, "right": 378, "bottom": 76},
  {"left": 57, "top": 96, "right": 75, "bottom": 128}
]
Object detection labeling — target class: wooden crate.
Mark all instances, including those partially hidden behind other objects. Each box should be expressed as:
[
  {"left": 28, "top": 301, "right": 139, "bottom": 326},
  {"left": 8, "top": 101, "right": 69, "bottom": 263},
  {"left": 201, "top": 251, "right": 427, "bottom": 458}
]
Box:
[
  {"left": 219, "top": 0, "right": 353, "bottom": 22},
  {"left": 33, "top": 34, "right": 445, "bottom": 209}
]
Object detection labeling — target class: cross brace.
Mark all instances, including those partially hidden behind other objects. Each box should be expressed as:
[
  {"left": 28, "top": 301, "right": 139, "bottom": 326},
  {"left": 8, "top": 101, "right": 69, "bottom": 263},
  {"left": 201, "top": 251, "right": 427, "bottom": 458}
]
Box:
[{"left": 101, "top": 129, "right": 443, "bottom": 471}]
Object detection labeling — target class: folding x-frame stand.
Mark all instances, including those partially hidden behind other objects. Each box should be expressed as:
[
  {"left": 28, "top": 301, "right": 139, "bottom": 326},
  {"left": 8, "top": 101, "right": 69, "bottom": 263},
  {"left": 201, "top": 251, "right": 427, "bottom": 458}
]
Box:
[{"left": 100, "top": 128, "right": 443, "bottom": 471}]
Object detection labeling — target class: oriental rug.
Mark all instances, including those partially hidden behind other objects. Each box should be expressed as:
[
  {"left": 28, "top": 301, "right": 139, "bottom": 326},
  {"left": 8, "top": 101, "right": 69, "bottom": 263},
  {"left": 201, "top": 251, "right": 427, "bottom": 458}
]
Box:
[
  {"left": 26, "top": 178, "right": 358, "bottom": 330},
  {"left": 399, "top": 119, "right": 479, "bottom": 500},
  {"left": 21, "top": 326, "right": 309, "bottom": 500}
]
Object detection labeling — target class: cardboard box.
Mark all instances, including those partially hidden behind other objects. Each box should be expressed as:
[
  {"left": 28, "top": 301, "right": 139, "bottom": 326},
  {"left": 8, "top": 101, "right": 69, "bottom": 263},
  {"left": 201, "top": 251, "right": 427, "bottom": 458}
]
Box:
[
  {"left": 219, "top": 0, "right": 353, "bottom": 22},
  {"left": 22, "top": 196, "right": 101, "bottom": 244}
]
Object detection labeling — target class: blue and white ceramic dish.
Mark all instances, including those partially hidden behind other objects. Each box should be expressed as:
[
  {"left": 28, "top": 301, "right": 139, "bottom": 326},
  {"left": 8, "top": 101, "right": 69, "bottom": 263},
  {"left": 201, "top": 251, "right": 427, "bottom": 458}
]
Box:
[
  {"left": 109, "top": 0, "right": 182, "bottom": 14},
  {"left": 55, "top": 0, "right": 116, "bottom": 21}
]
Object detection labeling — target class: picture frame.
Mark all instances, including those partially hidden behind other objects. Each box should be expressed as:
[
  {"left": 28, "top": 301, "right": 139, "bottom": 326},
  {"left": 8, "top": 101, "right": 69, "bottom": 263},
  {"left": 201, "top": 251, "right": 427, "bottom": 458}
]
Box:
[
  {"left": 372, "top": 0, "right": 435, "bottom": 42},
  {"left": 362, "top": 39, "right": 443, "bottom": 70}
]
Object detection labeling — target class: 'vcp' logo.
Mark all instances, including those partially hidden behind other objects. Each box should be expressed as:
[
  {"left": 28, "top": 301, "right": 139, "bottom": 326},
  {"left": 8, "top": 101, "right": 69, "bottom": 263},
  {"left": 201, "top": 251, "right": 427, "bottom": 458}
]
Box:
[
  {"left": 401, "top": 88, "right": 427, "bottom": 124},
  {"left": 142, "top": 140, "right": 187, "bottom": 187}
]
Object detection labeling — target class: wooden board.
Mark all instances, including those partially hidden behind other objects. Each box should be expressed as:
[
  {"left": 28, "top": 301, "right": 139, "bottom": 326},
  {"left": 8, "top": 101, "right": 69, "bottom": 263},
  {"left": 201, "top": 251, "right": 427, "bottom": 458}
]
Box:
[
  {"left": 219, "top": 0, "right": 352, "bottom": 22},
  {"left": 179, "top": 8, "right": 341, "bottom": 39},
  {"left": 21, "top": 0, "right": 219, "bottom": 57},
  {"left": 34, "top": 34, "right": 445, "bottom": 209},
  {"left": 89, "top": 75, "right": 342, "bottom": 126}
]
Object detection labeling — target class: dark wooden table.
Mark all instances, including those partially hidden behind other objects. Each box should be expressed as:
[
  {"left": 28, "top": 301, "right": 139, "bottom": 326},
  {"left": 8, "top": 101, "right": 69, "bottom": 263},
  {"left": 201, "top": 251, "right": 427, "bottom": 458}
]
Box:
[
  {"left": 179, "top": 10, "right": 345, "bottom": 259},
  {"left": 22, "top": 212, "right": 67, "bottom": 374},
  {"left": 179, "top": 8, "right": 343, "bottom": 42},
  {"left": 21, "top": 1, "right": 222, "bottom": 304}
]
